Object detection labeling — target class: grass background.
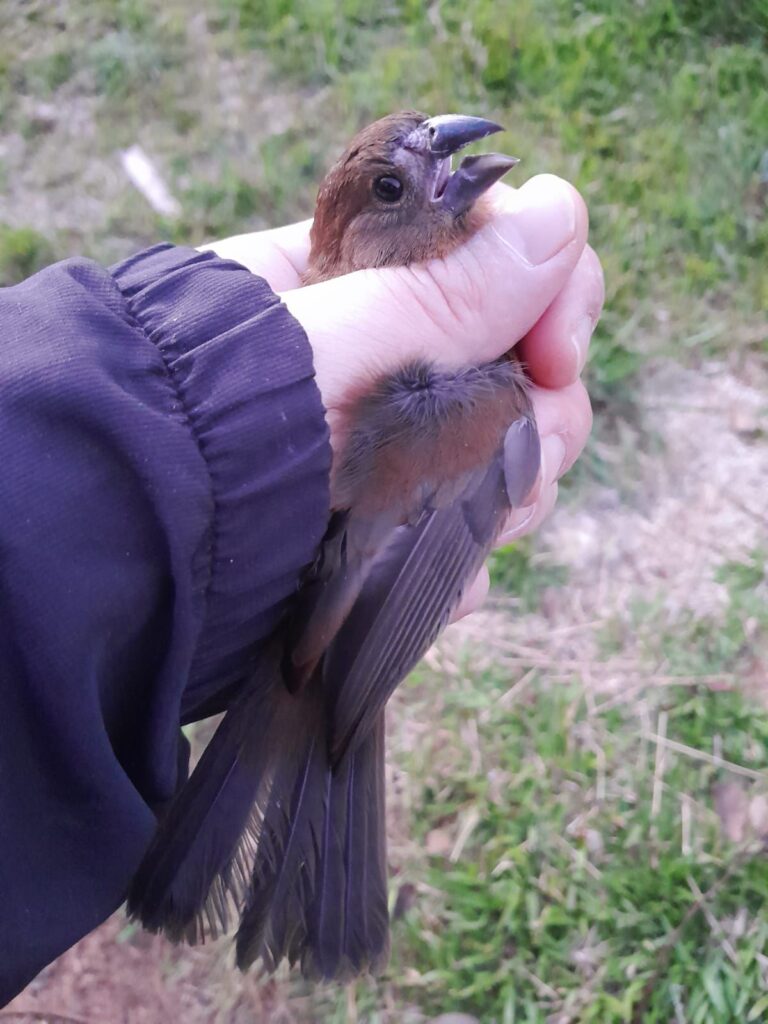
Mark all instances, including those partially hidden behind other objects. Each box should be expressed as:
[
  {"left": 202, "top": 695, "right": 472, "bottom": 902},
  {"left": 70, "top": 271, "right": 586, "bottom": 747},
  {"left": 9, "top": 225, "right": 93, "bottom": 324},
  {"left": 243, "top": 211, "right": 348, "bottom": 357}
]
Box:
[{"left": 2, "top": 1, "right": 768, "bottom": 1022}]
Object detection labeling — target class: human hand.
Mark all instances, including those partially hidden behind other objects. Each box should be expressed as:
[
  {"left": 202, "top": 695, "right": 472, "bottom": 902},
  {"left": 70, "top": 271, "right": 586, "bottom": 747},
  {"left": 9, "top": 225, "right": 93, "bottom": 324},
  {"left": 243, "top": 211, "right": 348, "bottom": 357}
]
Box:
[{"left": 201, "top": 174, "right": 604, "bottom": 617}]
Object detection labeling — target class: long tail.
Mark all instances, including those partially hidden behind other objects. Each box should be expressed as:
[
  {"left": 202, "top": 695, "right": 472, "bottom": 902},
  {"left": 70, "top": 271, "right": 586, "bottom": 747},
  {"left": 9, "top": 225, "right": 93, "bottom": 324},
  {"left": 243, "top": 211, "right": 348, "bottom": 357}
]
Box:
[
  {"left": 128, "top": 652, "right": 390, "bottom": 980},
  {"left": 127, "top": 643, "right": 322, "bottom": 945},
  {"left": 333, "top": 713, "right": 390, "bottom": 978},
  {"left": 232, "top": 712, "right": 389, "bottom": 980}
]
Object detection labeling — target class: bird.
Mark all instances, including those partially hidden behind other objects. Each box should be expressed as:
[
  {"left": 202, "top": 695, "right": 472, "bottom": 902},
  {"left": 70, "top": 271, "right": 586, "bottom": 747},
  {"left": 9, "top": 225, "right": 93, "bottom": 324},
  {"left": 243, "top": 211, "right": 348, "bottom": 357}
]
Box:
[{"left": 127, "top": 111, "right": 541, "bottom": 982}]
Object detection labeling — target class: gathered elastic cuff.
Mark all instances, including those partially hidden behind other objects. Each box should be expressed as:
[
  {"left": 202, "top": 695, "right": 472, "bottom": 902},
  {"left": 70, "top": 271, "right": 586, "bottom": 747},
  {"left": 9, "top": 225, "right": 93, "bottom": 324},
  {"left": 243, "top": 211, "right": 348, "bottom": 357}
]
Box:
[{"left": 111, "top": 244, "right": 332, "bottom": 713}]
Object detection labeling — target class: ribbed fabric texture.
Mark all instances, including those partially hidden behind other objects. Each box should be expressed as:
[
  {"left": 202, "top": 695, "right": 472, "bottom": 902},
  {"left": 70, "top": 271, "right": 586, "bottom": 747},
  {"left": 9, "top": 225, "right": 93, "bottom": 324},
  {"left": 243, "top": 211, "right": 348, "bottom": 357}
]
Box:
[
  {"left": 0, "top": 244, "right": 331, "bottom": 1005},
  {"left": 113, "top": 244, "right": 332, "bottom": 713}
]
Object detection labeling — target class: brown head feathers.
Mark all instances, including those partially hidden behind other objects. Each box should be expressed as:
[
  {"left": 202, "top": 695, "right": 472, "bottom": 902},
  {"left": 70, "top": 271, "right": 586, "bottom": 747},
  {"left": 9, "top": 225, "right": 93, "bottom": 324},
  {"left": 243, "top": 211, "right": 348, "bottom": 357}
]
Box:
[{"left": 304, "top": 111, "right": 518, "bottom": 283}]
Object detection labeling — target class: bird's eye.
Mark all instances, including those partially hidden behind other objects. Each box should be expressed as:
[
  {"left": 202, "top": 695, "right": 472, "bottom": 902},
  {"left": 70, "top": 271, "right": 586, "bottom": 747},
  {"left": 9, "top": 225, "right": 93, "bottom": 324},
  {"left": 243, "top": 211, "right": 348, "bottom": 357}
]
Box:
[{"left": 373, "top": 175, "right": 404, "bottom": 203}]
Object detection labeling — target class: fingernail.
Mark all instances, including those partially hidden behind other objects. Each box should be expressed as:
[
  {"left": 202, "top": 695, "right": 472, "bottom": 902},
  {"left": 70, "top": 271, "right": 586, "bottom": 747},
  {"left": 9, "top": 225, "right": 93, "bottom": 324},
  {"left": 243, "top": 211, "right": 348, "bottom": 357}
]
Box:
[
  {"left": 571, "top": 314, "right": 594, "bottom": 377},
  {"left": 541, "top": 433, "right": 568, "bottom": 483},
  {"left": 497, "top": 504, "right": 536, "bottom": 545},
  {"left": 499, "top": 175, "right": 577, "bottom": 266}
]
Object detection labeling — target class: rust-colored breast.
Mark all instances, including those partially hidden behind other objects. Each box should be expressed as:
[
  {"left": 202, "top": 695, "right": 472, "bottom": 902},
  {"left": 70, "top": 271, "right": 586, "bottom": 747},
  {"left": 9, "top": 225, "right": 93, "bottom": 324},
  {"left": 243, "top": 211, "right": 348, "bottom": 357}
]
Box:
[{"left": 332, "top": 357, "right": 532, "bottom": 521}]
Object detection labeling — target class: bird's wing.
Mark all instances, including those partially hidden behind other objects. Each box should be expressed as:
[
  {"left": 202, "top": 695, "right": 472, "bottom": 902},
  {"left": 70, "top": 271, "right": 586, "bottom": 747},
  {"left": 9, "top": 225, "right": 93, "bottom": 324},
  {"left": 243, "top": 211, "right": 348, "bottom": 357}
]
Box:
[
  {"left": 283, "top": 508, "right": 401, "bottom": 692},
  {"left": 324, "top": 414, "right": 540, "bottom": 765},
  {"left": 286, "top": 358, "right": 534, "bottom": 694}
]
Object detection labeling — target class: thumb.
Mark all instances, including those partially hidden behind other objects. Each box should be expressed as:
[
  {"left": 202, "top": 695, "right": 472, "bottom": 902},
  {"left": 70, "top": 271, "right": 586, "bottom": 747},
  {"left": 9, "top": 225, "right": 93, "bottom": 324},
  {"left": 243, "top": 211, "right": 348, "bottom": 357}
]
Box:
[{"left": 280, "top": 174, "right": 587, "bottom": 441}]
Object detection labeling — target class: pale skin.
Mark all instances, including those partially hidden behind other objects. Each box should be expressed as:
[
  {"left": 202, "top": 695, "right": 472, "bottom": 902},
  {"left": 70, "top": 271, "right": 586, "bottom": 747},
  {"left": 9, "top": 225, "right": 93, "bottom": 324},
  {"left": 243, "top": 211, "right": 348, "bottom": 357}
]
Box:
[{"left": 202, "top": 174, "right": 604, "bottom": 620}]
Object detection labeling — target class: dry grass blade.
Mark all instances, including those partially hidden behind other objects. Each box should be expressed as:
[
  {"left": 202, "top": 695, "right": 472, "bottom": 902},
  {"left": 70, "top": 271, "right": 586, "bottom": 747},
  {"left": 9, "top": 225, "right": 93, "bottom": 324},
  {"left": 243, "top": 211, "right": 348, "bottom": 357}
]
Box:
[
  {"left": 641, "top": 732, "right": 766, "bottom": 781},
  {"left": 651, "top": 710, "right": 668, "bottom": 819}
]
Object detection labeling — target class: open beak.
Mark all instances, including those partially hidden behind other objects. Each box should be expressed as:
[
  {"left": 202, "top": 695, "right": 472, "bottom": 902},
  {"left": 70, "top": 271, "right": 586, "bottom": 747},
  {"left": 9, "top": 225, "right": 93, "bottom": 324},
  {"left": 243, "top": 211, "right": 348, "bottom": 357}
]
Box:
[
  {"left": 439, "top": 152, "right": 519, "bottom": 215},
  {"left": 407, "top": 113, "right": 519, "bottom": 217}
]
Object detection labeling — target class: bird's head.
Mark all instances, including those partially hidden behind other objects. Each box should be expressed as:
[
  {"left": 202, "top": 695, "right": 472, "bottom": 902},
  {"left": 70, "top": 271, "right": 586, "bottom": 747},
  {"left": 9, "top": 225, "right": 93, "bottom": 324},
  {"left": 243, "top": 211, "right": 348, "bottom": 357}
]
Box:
[{"left": 304, "top": 111, "right": 518, "bottom": 283}]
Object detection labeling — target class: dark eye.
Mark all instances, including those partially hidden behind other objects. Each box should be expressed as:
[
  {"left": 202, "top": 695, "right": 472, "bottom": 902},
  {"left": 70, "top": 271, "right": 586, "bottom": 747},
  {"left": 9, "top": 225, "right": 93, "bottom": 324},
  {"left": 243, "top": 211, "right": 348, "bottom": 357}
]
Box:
[{"left": 373, "top": 175, "right": 403, "bottom": 203}]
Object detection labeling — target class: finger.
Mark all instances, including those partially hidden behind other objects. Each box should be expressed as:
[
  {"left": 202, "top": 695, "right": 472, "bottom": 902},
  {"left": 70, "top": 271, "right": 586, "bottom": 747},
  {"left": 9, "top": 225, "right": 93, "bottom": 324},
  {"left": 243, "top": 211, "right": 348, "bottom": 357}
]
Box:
[
  {"left": 450, "top": 564, "right": 491, "bottom": 622},
  {"left": 500, "top": 479, "right": 560, "bottom": 547},
  {"left": 517, "top": 244, "right": 605, "bottom": 388},
  {"left": 198, "top": 219, "right": 313, "bottom": 292},
  {"left": 494, "top": 379, "right": 592, "bottom": 546},
  {"left": 444, "top": 377, "right": 592, "bottom": 619},
  {"left": 281, "top": 175, "right": 588, "bottom": 419},
  {"left": 530, "top": 379, "right": 593, "bottom": 477}
]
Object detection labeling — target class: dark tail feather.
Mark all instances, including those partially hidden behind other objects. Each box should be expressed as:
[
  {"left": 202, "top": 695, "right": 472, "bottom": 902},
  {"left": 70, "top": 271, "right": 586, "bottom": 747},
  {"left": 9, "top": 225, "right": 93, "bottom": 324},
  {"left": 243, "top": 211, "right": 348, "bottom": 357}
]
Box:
[
  {"left": 130, "top": 654, "right": 390, "bottom": 980},
  {"left": 127, "top": 645, "right": 317, "bottom": 945},
  {"left": 300, "top": 714, "right": 390, "bottom": 980},
  {"left": 235, "top": 713, "right": 390, "bottom": 981},
  {"left": 235, "top": 716, "right": 329, "bottom": 971},
  {"left": 304, "top": 758, "right": 348, "bottom": 978},
  {"left": 339, "top": 712, "right": 390, "bottom": 976}
]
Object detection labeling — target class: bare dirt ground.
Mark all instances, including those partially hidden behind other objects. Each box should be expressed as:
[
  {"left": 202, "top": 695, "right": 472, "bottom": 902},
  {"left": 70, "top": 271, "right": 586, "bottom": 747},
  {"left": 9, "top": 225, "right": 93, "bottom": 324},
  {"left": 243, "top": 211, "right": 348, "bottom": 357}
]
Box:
[
  {"left": 433, "top": 360, "right": 768, "bottom": 699},
  {"left": 4, "top": 915, "right": 305, "bottom": 1024}
]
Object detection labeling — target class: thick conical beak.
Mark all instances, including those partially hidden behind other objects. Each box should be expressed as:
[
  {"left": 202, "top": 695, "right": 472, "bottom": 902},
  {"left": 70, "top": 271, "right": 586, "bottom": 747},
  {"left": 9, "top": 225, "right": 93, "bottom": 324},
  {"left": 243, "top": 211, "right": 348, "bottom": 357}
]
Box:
[
  {"left": 440, "top": 153, "right": 520, "bottom": 216},
  {"left": 405, "top": 113, "right": 518, "bottom": 217},
  {"left": 405, "top": 114, "right": 504, "bottom": 156}
]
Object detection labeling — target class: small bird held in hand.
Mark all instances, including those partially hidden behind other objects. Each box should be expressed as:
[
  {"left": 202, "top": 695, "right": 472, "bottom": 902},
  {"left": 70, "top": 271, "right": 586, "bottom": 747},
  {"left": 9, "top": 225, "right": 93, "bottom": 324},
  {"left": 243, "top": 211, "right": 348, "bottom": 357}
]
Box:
[{"left": 128, "top": 111, "right": 540, "bottom": 981}]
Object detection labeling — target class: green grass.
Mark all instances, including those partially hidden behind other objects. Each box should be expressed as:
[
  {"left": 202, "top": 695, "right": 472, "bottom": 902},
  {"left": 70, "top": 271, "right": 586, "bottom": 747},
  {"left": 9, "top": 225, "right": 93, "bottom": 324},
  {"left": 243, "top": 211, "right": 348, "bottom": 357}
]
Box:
[
  {"left": 0, "top": 224, "right": 56, "bottom": 285},
  {"left": 315, "top": 673, "right": 768, "bottom": 1024},
  {"left": 489, "top": 538, "right": 569, "bottom": 614},
  {"left": 306, "top": 544, "right": 768, "bottom": 1022}
]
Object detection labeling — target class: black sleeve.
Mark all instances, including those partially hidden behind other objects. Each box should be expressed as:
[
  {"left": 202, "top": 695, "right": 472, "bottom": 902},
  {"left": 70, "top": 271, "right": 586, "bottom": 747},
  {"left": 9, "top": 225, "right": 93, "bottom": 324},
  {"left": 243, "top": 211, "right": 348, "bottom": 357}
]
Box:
[{"left": 0, "top": 244, "right": 332, "bottom": 1004}]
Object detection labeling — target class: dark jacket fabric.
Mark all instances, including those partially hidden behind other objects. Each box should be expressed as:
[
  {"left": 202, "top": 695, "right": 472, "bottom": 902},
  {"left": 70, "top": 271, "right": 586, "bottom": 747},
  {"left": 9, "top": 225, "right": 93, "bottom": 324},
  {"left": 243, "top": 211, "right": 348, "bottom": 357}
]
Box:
[{"left": 0, "top": 244, "right": 332, "bottom": 1004}]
